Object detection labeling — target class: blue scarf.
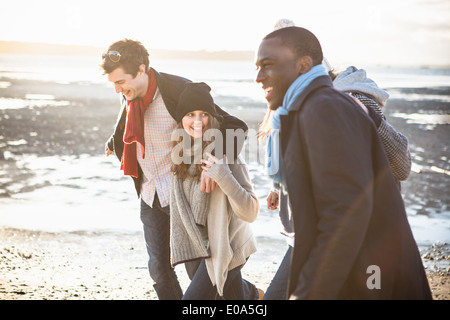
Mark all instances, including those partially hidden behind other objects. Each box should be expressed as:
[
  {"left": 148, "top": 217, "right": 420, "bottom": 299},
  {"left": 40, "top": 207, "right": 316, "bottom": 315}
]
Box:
[{"left": 266, "top": 64, "right": 328, "bottom": 193}]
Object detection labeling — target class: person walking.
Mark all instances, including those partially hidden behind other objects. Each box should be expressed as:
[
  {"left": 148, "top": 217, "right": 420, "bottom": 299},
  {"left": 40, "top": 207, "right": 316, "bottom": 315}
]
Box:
[
  {"left": 169, "top": 82, "right": 259, "bottom": 299},
  {"left": 100, "top": 39, "right": 248, "bottom": 299},
  {"left": 254, "top": 26, "right": 431, "bottom": 299}
]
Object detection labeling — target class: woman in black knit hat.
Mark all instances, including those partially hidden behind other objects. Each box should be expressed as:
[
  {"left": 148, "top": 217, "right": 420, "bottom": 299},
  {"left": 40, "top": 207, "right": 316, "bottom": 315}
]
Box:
[{"left": 170, "top": 82, "right": 263, "bottom": 300}]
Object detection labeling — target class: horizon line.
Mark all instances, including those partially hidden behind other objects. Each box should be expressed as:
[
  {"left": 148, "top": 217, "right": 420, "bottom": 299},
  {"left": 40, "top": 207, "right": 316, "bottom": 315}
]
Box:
[
  {"left": 0, "top": 40, "right": 449, "bottom": 69},
  {"left": 0, "top": 40, "right": 255, "bottom": 61}
]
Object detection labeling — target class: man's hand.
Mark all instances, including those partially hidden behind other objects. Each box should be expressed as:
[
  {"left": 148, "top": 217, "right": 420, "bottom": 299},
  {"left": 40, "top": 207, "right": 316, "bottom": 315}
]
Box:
[
  {"left": 266, "top": 190, "right": 279, "bottom": 210},
  {"left": 200, "top": 170, "right": 217, "bottom": 193},
  {"left": 105, "top": 144, "right": 114, "bottom": 157},
  {"left": 200, "top": 152, "right": 221, "bottom": 193}
]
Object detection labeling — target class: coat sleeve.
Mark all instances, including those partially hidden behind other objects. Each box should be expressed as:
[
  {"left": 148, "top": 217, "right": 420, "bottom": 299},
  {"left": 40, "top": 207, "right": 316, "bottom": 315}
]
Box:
[
  {"left": 376, "top": 116, "right": 411, "bottom": 181},
  {"left": 106, "top": 94, "right": 127, "bottom": 156},
  {"left": 205, "top": 156, "right": 259, "bottom": 223},
  {"left": 215, "top": 105, "right": 248, "bottom": 160},
  {"left": 215, "top": 104, "right": 248, "bottom": 132},
  {"left": 290, "top": 94, "right": 375, "bottom": 299},
  {"left": 159, "top": 70, "right": 248, "bottom": 160}
]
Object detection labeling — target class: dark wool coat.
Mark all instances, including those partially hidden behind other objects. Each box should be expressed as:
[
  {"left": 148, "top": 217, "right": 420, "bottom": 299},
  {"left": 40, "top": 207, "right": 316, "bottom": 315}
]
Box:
[
  {"left": 282, "top": 76, "right": 431, "bottom": 299},
  {"left": 106, "top": 68, "right": 248, "bottom": 196}
]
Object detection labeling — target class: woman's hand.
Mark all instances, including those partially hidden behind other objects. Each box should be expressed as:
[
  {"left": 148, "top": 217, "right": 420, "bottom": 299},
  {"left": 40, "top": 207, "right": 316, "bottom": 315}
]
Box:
[{"left": 347, "top": 92, "right": 368, "bottom": 114}]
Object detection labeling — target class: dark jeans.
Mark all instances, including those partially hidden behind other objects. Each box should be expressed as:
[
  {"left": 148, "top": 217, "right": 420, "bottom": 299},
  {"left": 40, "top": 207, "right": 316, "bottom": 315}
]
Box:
[
  {"left": 140, "top": 196, "right": 258, "bottom": 300},
  {"left": 140, "top": 196, "right": 184, "bottom": 300},
  {"left": 263, "top": 245, "right": 292, "bottom": 300},
  {"left": 183, "top": 259, "right": 245, "bottom": 300}
]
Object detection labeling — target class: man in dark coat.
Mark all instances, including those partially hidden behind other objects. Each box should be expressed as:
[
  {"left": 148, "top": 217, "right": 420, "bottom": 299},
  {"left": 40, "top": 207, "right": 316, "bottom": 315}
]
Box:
[{"left": 255, "top": 27, "right": 431, "bottom": 299}]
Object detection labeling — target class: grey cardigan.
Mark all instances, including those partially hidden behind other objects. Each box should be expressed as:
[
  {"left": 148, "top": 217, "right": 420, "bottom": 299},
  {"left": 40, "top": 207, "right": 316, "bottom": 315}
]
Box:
[{"left": 170, "top": 156, "right": 259, "bottom": 296}]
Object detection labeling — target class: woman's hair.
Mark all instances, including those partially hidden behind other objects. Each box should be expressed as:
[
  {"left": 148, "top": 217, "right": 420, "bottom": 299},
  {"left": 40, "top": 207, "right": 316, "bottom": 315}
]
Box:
[
  {"left": 171, "top": 114, "right": 221, "bottom": 180},
  {"left": 257, "top": 108, "right": 273, "bottom": 143},
  {"left": 100, "top": 38, "right": 149, "bottom": 78}
]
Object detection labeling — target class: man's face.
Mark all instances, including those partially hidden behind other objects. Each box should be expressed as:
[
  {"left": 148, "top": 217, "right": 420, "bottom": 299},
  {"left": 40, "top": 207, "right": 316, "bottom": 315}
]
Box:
[
  {"left": 255, "top": 38, "right": 301, "bottom": 110},
  {"left": 107, "top": 66, "right": 147, "bottom": 101}
]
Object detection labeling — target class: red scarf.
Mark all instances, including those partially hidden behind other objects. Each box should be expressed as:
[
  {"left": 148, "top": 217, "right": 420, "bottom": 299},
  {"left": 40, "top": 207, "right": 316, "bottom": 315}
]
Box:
[{"left": 120, "top": 69, "right": 157, "bottom": 178}]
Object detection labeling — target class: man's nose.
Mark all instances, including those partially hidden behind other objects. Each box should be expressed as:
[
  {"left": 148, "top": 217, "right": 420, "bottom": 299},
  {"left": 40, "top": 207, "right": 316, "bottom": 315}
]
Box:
[
  {"left": 114, "top": 84, "right": 122, "bottom": 94},
  {"left": 255, "top": 68, "right": 265, "bottom": 83}
]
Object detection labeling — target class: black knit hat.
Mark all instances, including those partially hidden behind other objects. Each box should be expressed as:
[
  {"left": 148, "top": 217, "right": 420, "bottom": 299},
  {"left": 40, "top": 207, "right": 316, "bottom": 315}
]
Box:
[{"left": 175, "top": 82, "right": 222, "bottom": 123}]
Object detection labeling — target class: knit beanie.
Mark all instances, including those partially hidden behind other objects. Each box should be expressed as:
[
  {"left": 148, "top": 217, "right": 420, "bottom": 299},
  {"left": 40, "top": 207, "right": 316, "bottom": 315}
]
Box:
[{"left": 175, "top": 82, "right": 222, "bottom": 123}]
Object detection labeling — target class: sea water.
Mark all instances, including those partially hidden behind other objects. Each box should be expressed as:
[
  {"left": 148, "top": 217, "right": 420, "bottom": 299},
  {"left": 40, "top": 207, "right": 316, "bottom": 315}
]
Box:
[{"left": 0, "top": 54, "right": 449, "bottom": 247}]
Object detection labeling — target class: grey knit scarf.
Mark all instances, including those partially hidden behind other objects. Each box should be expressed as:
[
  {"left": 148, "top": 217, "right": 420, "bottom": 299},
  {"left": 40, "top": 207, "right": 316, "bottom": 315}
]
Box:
[{"left": 170, "top": 164, "right": 211, "bottom": 266}]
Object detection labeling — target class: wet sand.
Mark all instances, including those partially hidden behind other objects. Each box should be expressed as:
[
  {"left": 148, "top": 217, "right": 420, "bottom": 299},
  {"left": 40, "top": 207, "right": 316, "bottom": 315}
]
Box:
[
  {"left": 0, "top": 77, "right": 449, "bottom": 300},
  {"left": 0, "top": 227, "right": 285, "bottom": 300},
  {"left": 0, "top": 227, "right": 448, "bottom": 300}
]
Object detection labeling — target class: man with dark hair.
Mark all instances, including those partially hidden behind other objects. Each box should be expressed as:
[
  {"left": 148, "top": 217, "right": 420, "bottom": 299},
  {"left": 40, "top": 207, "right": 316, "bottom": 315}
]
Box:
[
  {"left": 101, "top": 39, "right": 150, "bottom": 78},
  {"left": 255, "top": 27, "right": 431, "bottom": 299},
  {"left": 101, "top": 39, "right": 253, "bottom": 299}
]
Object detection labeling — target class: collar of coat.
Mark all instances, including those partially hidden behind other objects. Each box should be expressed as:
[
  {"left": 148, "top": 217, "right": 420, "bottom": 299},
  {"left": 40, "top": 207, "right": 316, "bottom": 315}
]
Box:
[{"left": 287, "top": 75, "right": 333, "bottom": 113}]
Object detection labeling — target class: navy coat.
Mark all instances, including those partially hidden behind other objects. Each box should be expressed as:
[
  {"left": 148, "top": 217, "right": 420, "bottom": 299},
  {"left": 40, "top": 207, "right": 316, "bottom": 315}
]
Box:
[{"left": 282, "top": 76, "right": 431, "bottom": 299}]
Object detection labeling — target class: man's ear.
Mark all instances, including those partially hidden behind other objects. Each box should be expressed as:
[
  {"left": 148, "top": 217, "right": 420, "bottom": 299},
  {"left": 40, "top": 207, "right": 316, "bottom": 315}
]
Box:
[
  {"left": 297, "top": 56, "right": 313, "bottom": 76},
  {"left": 138, "top": 64, "right": 146, "bottom": 76}
]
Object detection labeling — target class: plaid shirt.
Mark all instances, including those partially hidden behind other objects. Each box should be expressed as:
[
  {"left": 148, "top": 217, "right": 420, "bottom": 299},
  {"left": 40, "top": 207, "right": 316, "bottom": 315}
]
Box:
[{"left": 137, "top": 89, "right": 177, "bottom": 208}]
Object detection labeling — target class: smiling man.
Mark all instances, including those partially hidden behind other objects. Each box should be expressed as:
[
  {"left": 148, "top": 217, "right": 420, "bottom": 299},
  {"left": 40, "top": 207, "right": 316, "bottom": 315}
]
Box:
[
  {"left": 255, "top": 27, "right": 431, "bottom": 299},
  {"left": 100, "top": 39, "right": 250, "bottom": 300},
  {"left": 108, "top": 66, "right": 148, "bottom": 101},
  {"left": 255, "top": 30, "right": 323, "bottom": 111}
]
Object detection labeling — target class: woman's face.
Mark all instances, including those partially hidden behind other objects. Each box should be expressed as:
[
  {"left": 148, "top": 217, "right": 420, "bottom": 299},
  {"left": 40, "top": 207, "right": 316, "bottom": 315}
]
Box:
[{"left": 182, "top": 110, "right": 210, "bottom": 138}]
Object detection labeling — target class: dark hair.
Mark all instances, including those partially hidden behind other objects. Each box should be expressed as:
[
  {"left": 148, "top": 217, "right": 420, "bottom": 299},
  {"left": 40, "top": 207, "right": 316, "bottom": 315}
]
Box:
[
  {"left": 263, "top": 27, "right": 323, "bottom": 66},
  {"left": 328, "top": 69, "right": 337, "bottom": 81},
  {"left": 100, "top": 39, "right": 149, "bottom": 78}
]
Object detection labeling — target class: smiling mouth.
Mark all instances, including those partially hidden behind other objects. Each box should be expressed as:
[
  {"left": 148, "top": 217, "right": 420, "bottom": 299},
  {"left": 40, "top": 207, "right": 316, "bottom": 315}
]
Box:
[
  {"left": 193, "top": 121, "right": 203, "bottom": 131},
  {"left": 190, "top": 127, "right": 203, "bottom": 138},
  {"left": 264, "top": 87, "right": 273, "bottom": 101}
]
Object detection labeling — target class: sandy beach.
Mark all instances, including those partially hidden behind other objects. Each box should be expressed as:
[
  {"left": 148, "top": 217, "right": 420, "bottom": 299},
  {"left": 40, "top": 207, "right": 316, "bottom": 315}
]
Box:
[
  {"left": 0, "top": 226, "right": 448, "bottom": 300},
  {"left": 1, "top": 72, "right": 449, "bottom": 300},
  {"left": 0, "top": 227, "right": 286, "bottom": 300},
  {"left": 0, "top": 78, "right": 281, "bottom": 300}
]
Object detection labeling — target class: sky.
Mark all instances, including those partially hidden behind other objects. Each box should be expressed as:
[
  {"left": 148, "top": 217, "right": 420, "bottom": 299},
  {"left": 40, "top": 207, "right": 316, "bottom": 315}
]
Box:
[{"left": 1, "top": 0, "right": 449, "bottom": 67}]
